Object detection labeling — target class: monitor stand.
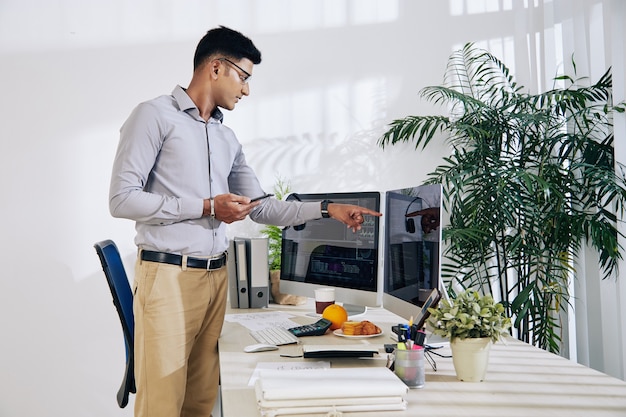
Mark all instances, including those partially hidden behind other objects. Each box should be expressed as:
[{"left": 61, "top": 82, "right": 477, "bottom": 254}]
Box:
[
  {"left": 343, "top": 304, "right": 367, "bottom": 318},
  {"left": 305, "top": 304, "right": 368, "bottom": 319}
]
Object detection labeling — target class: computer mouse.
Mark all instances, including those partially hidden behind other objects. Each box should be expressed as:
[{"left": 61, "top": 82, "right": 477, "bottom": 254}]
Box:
[{"left": 243, "top": 343, "right": 279, "bottom": 353}]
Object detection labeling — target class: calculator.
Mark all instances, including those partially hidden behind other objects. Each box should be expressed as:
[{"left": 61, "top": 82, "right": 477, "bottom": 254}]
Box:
[{"left": 288, "top": 318, "right": 333, "bottom": 337}]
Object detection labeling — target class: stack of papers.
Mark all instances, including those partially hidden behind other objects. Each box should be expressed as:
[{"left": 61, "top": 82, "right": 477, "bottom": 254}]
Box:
[{"left": 255, "top": 367, "right": 408, "bottom": 416}]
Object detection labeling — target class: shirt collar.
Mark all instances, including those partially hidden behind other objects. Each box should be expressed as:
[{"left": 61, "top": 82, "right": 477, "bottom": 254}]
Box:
[{"left": 172, "top": 85, "right": 224, "bottom": 123}]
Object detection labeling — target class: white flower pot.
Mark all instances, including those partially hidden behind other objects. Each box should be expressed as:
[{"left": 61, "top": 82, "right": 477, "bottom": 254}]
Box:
[{"left": 450, "top": 337, "right": 492, "bottom": 382}]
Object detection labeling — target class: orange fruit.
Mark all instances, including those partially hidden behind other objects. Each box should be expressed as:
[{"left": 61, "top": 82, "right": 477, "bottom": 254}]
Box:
[{"left": 322, "top": 304, "right": 348, "bottom": 330}]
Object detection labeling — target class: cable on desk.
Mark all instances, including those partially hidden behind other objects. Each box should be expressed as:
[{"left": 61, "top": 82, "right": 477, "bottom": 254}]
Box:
[{"left": 424, "top": 345, "right": 452, "bottom": 372}]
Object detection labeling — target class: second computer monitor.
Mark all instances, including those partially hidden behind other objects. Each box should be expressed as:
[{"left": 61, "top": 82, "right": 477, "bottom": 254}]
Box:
[
  {"left": 382, "top": 184, "right": 443, "bottom": 321},
  {"left": 279, "top": 191, "right": 381, "bottom": 310}
]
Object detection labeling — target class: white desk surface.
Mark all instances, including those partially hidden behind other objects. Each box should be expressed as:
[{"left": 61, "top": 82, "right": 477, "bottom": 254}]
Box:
[{"left": 219, "top": 300, "right": 626, "bottom": 417}]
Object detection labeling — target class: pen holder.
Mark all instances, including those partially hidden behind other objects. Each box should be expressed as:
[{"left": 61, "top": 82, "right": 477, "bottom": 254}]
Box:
[{"left": 394, "top": 347, "right": 425, "bottom": 389}]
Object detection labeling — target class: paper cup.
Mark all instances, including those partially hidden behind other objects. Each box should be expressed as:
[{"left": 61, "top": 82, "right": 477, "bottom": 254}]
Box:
[{"left": 314, "top": 288, "right": 335, "bottom": 314}]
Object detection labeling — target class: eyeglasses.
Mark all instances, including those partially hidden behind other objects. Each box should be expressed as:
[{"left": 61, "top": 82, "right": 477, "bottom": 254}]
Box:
[{"left": 218, "top": 58, "right": 251, "bottom": 84}]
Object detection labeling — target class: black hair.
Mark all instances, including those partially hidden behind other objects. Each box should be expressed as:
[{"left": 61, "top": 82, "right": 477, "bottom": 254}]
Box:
[{"left": 193, "top": 26, "right": 262, "bottom": 69}]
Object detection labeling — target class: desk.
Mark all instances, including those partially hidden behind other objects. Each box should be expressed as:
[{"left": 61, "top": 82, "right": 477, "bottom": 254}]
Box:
[{"left": 218, "top": 301, "right": 626, "bottom": 417}]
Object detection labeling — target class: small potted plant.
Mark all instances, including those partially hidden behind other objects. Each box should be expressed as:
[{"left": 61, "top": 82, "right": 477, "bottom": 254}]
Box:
[
  {"left": 427, "top": 289, "right": 511, "bottom": 382},
  {"left": 260, "top": 176, "right": 291, "bottom": 273},
  {"left": 260, "top": 176, "right": 305, "bottom": 305}
]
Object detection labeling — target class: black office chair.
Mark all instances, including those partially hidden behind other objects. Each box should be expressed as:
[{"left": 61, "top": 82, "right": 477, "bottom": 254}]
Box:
[{"left": 94, "top": 239, "right": 135, "bottom": 408}]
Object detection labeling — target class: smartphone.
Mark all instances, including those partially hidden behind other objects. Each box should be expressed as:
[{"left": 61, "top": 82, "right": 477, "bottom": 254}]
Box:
[{"left": 249, "top": 193, "right": 274, "bottom": 202}]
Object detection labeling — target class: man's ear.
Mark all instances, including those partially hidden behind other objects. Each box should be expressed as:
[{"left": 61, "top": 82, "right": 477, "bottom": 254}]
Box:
[{"left": 209, "top": 60, "right": 220, "bottom": 77}]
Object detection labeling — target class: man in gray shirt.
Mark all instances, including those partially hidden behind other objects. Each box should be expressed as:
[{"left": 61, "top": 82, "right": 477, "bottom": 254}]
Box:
[{"left": 109, "top": 26, "right": 381, "bottom": 417}]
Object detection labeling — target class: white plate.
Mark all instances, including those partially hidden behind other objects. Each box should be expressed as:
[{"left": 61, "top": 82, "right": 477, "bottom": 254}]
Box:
[{"left": 333, "top": 329, "right": 384, "bottom": 339}]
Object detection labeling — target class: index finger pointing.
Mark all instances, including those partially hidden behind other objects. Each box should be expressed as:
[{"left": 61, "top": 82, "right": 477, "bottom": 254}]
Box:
[{"left": 360, "top": 208, "right": 382, "bottom": 217}]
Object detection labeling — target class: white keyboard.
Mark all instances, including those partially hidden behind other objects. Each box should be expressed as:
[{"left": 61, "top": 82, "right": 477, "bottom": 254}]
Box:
[{"left": 249, "top": 326, "right": 299, "bottom": 346}]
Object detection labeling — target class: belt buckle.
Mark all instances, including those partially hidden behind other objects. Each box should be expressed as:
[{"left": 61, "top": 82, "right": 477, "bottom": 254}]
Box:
[{"left": 206, "top": 252, "right": 225, "bottom": 271}]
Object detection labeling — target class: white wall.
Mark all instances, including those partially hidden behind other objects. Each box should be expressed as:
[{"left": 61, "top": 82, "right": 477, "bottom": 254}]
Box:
[{"left": 0, "top": 1, "right": 621, "bottom": 416}]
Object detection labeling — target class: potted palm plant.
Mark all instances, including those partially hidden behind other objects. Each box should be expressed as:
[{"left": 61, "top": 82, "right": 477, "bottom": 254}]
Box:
[
  {"left": 427, "top": 289, "right": 511, "bottom": 381},
  {"left": 379, "top": 43, "right": 626, "bottom": 354}
]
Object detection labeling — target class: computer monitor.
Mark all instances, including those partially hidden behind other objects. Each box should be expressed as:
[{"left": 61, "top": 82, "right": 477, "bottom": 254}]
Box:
[
  {"left": 279, "top": 191, "right": 381, "bottom": 313},
  {"left": 382, "top": 184, "right": 443, "bottom": 321}
]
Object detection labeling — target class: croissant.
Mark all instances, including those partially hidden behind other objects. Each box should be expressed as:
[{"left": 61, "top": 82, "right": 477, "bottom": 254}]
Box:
[{"left": 360, "top": 320, "right": 382, "bottom": 335}]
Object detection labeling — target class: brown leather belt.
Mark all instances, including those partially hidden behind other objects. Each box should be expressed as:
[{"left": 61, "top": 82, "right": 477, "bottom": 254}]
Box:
[{"left": 141, "top": 250, "right": 227, "bottom": 270}]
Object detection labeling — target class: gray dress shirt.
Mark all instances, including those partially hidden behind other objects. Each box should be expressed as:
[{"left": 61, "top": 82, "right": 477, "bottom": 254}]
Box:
[{"left": 109, "top": 85, "right": 321, "bottom": 256}]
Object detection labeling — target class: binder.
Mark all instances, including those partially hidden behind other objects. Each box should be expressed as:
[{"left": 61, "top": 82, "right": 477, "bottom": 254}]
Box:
[
  {"left": 245, "top": 237, "right": 269, "bottom": 308},
  {"left": 234, "top": 238, "right": 249, "bottom": 309},
  {"left": 226, "top": 239, "right": 240, "bottom": 308}
]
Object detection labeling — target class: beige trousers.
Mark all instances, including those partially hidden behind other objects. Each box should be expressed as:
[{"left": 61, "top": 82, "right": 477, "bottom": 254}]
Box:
[{"left": 133, "top": 257, "right": 228, "bottom": 417}]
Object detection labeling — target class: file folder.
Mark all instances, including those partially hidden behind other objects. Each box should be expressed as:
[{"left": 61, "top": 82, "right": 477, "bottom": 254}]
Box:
[
  {"left": 245, "top": 237, "right": 269, "bottom": 308},
  {"left": 227, "top": 239, "right": 240, "bottom": 308},
  {"left": 234, "top": 238, "right": 249, "bottom": 309}
]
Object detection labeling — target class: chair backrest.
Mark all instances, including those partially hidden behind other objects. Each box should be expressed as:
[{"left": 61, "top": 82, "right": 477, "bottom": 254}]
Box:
[{"left": 94, "top": 240, "right": 134, "bottom": 353}]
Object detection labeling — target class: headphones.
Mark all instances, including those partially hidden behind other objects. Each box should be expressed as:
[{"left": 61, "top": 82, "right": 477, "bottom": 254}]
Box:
[
  {"left": 286, "top": 193, "right": 306, "bottom": 231},
  {"left": 405, "top": 196, "right": 422, "bottom": 233}
]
